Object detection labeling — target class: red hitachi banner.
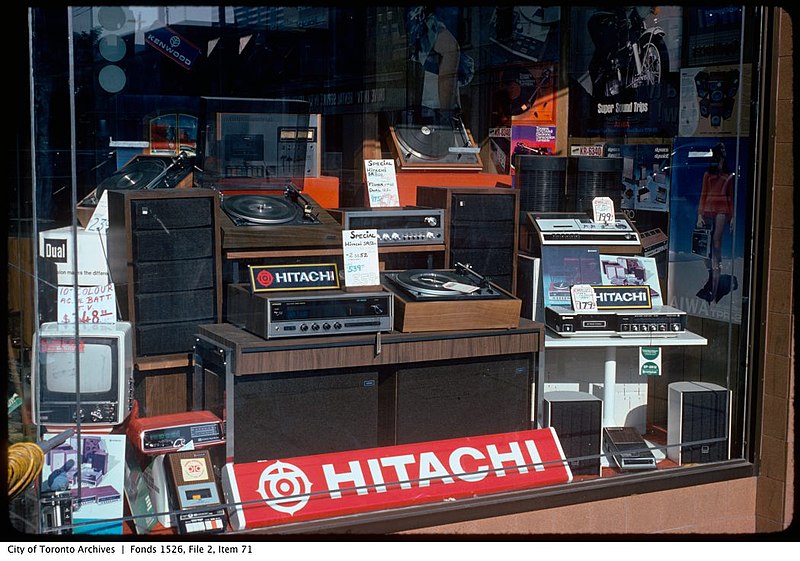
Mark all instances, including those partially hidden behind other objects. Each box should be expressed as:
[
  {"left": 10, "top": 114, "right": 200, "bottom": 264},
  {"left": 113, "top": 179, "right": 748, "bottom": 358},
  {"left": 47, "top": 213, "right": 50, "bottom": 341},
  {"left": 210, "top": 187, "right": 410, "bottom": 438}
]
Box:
[{"left": 221, "top": 429, "right": 572, "bottom": 530}]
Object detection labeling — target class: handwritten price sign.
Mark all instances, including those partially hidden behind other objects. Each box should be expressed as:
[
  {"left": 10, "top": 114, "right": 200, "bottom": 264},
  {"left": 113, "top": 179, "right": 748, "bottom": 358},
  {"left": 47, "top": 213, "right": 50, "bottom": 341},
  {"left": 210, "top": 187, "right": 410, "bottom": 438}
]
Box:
[
  {"left": 86, "top": 191, "right": 110, "bottom": 233},
  {"left": 57, "top": 283, "right": 117, "bottom": 324},
  {"left": 342, "top": 229, "right": 380, "bottom": 287},
  {"left": 592, "top": 196, "right": 615, "bottom": 224},
  {"left": 570, "top": 284, "right": 598, "bottom": 312},
  {"left": 365, "top": 159, "right": 400, "bottom": 207}
]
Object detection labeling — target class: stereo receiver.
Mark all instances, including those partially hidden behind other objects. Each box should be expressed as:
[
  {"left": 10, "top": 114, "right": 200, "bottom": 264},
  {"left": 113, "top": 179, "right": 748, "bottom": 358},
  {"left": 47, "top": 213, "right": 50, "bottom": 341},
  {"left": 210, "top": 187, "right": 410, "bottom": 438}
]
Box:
[
  {"left": 329, "top": 207, "right": 445, "bottom": 246},
  {"left": 545, "top": 305, "right": 687, "bottom": 337},
  {"left": 227, "top": 284, "right": 394, "bottom": 339}
]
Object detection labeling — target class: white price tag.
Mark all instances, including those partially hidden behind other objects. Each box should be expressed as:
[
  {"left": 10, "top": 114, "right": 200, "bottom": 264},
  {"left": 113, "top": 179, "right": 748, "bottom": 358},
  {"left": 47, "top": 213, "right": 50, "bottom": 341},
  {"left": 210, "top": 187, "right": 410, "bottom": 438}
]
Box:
[
  {"left": 570, "top": 284, "right": 597, "bottom": 312},
  {"left": 342, "top": 229, "right": 380, "bottom": 287},
  {"left": 364, "top": 159, "right": 400, "bottom": 207},
  {"left": 592, "top": 196, "right": 615, "bottom": 224},
  {"left": 86, "top": 190, "right": 110, "bottom": 233}
]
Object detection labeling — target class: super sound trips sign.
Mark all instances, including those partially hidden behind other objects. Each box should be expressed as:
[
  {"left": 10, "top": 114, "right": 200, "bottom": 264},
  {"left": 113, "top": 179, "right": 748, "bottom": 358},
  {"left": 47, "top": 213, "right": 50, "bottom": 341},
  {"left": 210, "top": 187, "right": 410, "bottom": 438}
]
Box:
[{"left": 221, "top": 429, "right": 572, "bottom": 530}]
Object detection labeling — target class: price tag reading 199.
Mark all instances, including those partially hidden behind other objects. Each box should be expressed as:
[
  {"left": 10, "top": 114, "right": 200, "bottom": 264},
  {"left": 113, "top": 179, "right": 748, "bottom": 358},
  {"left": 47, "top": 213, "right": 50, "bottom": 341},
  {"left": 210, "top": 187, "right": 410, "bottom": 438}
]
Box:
[
  {"left": 592, "top": 196, "right": 615, "bottom": 224},
  {"left": 570, "top": 284, "right": 598, "bottom": 312}
]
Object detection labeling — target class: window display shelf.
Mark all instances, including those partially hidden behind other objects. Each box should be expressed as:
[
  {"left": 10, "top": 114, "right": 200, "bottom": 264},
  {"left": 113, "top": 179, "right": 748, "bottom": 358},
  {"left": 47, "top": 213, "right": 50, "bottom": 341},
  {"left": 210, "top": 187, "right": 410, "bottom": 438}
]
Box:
[{"left": 539, "top": 330, "right": 708, "bottom": 429}]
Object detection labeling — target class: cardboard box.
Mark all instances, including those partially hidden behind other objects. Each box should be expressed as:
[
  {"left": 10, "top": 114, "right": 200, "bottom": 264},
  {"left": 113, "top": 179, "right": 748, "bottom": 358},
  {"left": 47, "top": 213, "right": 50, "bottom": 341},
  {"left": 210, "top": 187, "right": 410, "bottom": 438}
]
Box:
[{"left": 39, "top": 226, "right": 112, "bottom": 286}]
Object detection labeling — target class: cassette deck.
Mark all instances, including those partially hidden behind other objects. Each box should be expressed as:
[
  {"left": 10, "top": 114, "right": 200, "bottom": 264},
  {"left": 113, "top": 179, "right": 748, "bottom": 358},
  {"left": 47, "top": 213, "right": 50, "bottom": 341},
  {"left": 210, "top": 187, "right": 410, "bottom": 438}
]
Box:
[{"left": 545, "top": 305, "right": 687, "bottom": 337}]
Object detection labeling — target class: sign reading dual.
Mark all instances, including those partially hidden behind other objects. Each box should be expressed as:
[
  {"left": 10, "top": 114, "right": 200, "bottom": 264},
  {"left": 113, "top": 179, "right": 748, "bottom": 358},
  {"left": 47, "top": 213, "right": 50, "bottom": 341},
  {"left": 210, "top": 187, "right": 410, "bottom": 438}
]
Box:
[
  {"left": 249, "top": 264, "right": 340, "bottom": 292},
  {"left": 222, "top": 429, "right": 572, "bottom": 530}
]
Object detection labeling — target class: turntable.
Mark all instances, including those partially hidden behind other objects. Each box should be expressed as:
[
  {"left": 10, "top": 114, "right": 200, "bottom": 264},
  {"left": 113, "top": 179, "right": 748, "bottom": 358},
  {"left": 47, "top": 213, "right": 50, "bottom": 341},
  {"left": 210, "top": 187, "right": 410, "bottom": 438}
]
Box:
[
  {"left": 217, "top": 184, "right": 343, "bottom": 253},
  {"left": 389, "top": 112, "right": 483, "bottom": 171},
  {"left": 77, "top": 153, "right": 195, "bottom": 225},
  {"left": 381, "top": 264, "right": 522, "bottom": 332}
]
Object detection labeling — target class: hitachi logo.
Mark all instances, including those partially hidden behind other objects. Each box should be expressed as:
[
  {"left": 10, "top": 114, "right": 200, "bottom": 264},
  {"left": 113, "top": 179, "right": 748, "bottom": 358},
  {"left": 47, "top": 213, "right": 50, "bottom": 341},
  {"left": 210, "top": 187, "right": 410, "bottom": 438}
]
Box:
[
  {"left": 321, "top": 439, "right": 546, "bottom": 499},
  {"left": 596, "top": 291, "right": 648, "bottom": 303},
  {"left": 274, "top": 271, "right": 336, "bottom": 283}
]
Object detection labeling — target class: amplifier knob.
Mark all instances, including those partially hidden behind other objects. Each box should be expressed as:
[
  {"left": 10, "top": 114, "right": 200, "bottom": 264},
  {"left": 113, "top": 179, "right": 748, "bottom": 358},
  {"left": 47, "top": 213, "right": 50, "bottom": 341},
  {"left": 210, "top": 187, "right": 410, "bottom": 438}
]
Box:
[
  {"left": 426, "top": 232, "right": 435, "bottom": 239},
  {"left": 333, "top": 322, "right": 342, "bottom": 330},
  {"left": 311, "top": 323, "right": 321, "bottom": 331},
  {"left": 300, "top": 324, "right": 309, "bottom": 332},
  {"left": 322, "top": 323, "right": 331, "bottom": 330},
  {"left": 391, "top": 233, "right": 400, "bottom": 240}
]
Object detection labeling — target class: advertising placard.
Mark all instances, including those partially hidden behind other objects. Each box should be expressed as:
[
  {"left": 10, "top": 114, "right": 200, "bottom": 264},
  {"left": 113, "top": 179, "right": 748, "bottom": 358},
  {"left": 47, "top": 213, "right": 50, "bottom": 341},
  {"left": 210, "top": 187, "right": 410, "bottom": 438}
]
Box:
[{"left": 222, "top": 429, "right": 571, "bottom": 530}]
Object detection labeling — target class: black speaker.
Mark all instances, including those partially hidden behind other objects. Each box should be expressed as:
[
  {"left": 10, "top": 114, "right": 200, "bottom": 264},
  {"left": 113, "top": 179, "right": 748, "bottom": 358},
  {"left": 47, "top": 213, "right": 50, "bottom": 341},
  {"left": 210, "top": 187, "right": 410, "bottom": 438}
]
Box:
[
  {"left": 514, "top": 154, "right": 567, "bottom": 214},
  {"left": 108, "top": 189, "right": 223, "bottom": 360},
  {"left": 393, "top": 355, "right": 533, "bottom": 445},
  {"left": 543, "top": 391, "right": 603, "bottom": 476},
  {"left": 667, "top": 381, "right": 731, "bottom": 465},
  {"left": 231, "top": 369, "right": 381, "bottom": 463},
  {"left": 566, "top": 156, "right": 624, "bottom": 213},
  {"left": 416, "top": 186, "right": 519, "bottom": 292}
]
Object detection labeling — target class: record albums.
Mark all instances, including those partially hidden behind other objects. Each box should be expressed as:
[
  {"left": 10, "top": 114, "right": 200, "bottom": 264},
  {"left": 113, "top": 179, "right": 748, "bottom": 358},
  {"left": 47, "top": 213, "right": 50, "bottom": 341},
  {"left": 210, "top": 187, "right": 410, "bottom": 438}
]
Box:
[
  {"left": 217, "top": 185, "right": 342, "bottom": 252},
  {"left": 389, "top": 113, "right": 483, "bottom": 171},
  {"left": 381, "top": 264, "right": 522, "bottom": 333}
]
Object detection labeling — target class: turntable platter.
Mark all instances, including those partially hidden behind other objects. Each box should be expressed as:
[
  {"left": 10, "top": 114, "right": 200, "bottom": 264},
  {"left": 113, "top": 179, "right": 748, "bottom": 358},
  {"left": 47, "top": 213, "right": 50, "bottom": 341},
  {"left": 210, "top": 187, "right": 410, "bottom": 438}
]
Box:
[
  {"left": 221, "top": 194, "right": 301, "bottom": 225},
  {"left": 96, "top": 159, "right": 168, "bottom": 198},
  {"left": 392, "top": 269, "right": 478, "bottom": 297},
  {"left": 393, "top": 124, "right": 456, "bottom": 160}
]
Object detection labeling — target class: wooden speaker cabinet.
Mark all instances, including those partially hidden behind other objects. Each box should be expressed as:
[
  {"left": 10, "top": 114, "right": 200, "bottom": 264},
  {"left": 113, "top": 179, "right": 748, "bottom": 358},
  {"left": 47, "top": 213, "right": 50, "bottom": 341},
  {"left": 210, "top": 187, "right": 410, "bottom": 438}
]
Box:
[
  {"left": 416, "top": 186, "right": 520, "bottom": 293},
  {"left": 108, "top": 189, "right": 223, "bottom": 365},
  {"left": 193, "top": 320, "right": 542, "bottom": 463}
]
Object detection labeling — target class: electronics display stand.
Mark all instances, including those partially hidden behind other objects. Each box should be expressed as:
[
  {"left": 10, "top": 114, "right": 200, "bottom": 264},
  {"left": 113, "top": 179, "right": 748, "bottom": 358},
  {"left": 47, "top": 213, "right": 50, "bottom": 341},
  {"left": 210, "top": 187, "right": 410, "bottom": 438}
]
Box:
[{"left": 192, "top": 320, "right": 543, "bottom": 464}]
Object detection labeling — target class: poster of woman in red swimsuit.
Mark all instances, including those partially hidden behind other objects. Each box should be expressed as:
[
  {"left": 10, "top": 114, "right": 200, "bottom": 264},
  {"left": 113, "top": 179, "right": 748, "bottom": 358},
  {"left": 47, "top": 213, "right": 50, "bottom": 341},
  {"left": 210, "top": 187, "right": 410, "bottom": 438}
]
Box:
[
  {"left": 695, "top": 142, "right": 735, "bottom": 303},
  {"left": 667, "top": 137, "right": 747, "bottom": 324}
]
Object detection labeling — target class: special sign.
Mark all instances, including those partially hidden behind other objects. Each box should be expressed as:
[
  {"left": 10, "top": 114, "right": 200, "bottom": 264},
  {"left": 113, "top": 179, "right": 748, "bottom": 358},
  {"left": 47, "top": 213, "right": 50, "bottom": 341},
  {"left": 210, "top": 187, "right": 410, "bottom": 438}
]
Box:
[{"left": 222, "top": 429, "right": 572, "bottom": 530}]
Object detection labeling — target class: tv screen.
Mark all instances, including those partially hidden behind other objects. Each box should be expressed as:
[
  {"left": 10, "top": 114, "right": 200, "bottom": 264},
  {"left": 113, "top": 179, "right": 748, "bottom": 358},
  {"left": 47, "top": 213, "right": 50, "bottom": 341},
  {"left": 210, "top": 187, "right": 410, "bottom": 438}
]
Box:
[
  {"left": 41, "top": 337, "right": 116, "bottom": 394},
  {"left": 33, "top": 322, "right": 133, "bottom": 427}
]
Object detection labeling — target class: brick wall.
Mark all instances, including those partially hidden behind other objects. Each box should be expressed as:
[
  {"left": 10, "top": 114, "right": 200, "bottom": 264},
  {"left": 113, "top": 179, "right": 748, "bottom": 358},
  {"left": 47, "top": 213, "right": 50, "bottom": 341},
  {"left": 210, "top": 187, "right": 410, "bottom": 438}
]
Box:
[{"left": 756, "top": 6, "right": 795, "bottom": 533}]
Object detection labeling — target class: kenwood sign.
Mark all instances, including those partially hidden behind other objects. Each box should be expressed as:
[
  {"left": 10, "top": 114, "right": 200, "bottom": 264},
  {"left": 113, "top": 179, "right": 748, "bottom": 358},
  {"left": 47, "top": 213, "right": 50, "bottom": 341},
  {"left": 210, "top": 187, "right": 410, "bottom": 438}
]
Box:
[{"left": 222, "top": 429, "right": 572, "bottom": 530}]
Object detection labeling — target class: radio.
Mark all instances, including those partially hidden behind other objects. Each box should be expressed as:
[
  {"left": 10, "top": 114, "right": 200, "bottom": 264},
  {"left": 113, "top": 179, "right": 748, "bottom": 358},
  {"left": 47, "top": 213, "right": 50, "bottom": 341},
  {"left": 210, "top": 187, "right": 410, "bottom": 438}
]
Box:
[
  {"left": 226, "top": 284, "right": 394, "bottom": 339},
  {"left": 545, "top": 305, "right": 687, "bottom": 337},
  {"left": 127, "top": 403, "right": 225, "bottom": 455},
  {"left": 328, "top": 207, "right": 445, "bottom": 246}
]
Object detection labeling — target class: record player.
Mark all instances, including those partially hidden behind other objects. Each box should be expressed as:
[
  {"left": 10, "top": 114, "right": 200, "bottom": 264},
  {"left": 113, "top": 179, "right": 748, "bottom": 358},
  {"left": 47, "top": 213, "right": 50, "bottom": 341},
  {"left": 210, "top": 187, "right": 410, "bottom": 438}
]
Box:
[
  {"left": 77, "top": 153, "right": 195, "bottom": 226},
  {"left": 389, "top": 111, "right": 483, "bottom": 171},
  {"left": 217, "top": 184, "right": 343, "bottom": 252},
  {"left": 381, "top": 264, "right": 522, "bottom": 332}
]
